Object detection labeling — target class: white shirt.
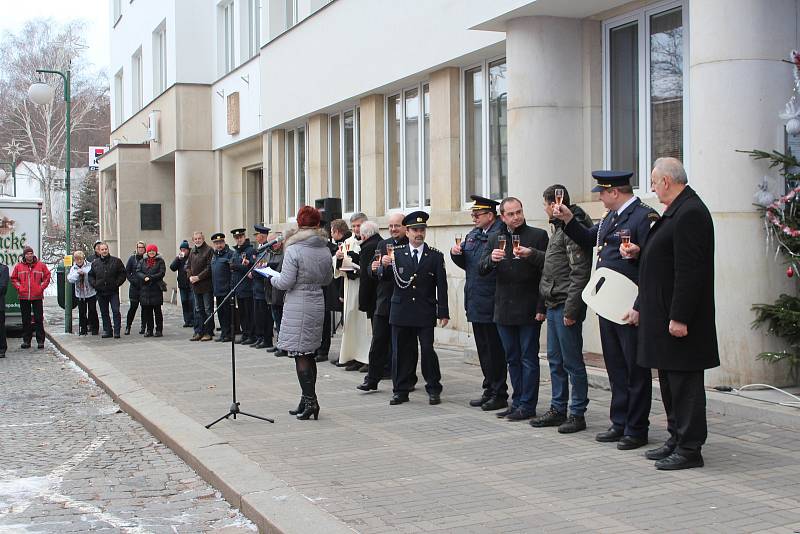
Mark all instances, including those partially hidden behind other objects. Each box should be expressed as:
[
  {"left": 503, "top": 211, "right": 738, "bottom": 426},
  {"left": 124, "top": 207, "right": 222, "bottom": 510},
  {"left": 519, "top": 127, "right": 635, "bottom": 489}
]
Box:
[{"left": 409, "top": 243, "right": 424, "bottom": 258}]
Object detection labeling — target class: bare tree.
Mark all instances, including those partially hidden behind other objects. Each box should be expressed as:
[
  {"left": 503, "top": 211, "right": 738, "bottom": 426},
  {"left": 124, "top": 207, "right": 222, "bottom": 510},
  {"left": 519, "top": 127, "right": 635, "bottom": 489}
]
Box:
[{"left": 0, "top": 19, "right": 109, "bottom": 262}]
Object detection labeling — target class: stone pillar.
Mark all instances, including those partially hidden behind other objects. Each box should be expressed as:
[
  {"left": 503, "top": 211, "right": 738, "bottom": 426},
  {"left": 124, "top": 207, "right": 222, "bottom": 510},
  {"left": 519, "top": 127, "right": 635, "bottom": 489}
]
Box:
[
  {"left": 175, "top": 150, "right": 216, "bottom": 242},
  {"left": 270, "top": 129, "right": 287, "bottom": 224},
  {"left": 429, "top": 67, "right": 461, "bottom": 215},
  {"left": 506, "top": 16, "right": 584, "bottom": 216},
  {"left": 307, "top": 113, "right": 329, "bottom": 201},
  {"left": 359, "top": 94, "right": 385, "bottom": 217},
  {"left": 689, "top": 0, "right": 797, "bottom": 385}
]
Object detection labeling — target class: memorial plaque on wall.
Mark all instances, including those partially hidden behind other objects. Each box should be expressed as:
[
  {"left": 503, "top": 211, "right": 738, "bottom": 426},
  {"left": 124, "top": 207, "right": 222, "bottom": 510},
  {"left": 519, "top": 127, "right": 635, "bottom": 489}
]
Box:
[
  {"left": 227, "top": 92, "right": 240, "bottom": 135},
  {"left": 140, "top": 203, "right": 162, "bottom": 231}
]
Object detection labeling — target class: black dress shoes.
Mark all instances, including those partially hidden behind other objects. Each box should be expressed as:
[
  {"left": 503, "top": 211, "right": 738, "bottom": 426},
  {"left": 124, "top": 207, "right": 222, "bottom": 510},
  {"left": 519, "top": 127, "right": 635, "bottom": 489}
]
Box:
[
  {"left": 266, "top": 346, "right": 278, "bottom": 353},
  {"left": 496, "top": 407, "right": 514, "bottom": 418},
  {"left": 469, "top": 394, "right": 491, "bottom": 407},
  {"left": 356, "top": 381, "right": 378, "bottom": 392},
  {"left": 481, "top": 397, "right": 508, "bottom": 411},
  {"left": 20, "top": 341, "right": 31, "bottom": 349},
  {"left": 617, "top": 435, "right": 648, "bottom": 450},
  {"left": 655, "top": 452, "right": 704, "bottom": 470},
  {"left": 101, "top": 332, "right": 113, "bottom": 339},
  {"left": 428, "top": 394, "right": 441, "bottom": 405},
  {"left": 595, "top": 427, "right": 624, "bottom": 442},
  {"left": 505, "top": 408, "right": 534, "bottom": 421},
  {"left": 645, "top": 443, "right": 676, "bottom": 461},
  {"left": 389, "top": 394, "right": 409, "bottom": 405}
]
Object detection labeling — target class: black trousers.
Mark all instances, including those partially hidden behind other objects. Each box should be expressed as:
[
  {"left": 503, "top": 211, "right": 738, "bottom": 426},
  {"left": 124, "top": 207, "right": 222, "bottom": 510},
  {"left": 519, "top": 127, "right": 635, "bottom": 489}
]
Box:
[
  {"left": 472, "top": 322, "right": 508, "bottom": 400},
  {"left": 254, "top": 299, "right": 273, "bottom": 345},
  {"left": 77, "top": 296, "right": 99, "bottom": 334},
  {"left": 216, "top": 296, "right": 232, "bottom": 337},
  {"left": 366, "top": 314, "right": 391, "bottom": 385},
  {"left": 141, "top": 304, "right": 163, "bottom": 334},
  {"left": 598, "top": 317, "right": 652, "bottom": 438},
  {"left": 659, "top": 369, "right": 707, "bottom": 456},
  {"left": 391, "top": 325, "right": 441, "bottom": 395},
  {"left": 20, "top": 300, "right": 45, "bottom": 343},
  {"left": 0, "top": 310, "right": 7, "bottom": 352},
  {"left": 235, "top": 296, "right": 253, "bottom": 338},
  {"left": 126, "top": 298, "right": 143, "bottom": 329},
  {"left": 319, "top": 310, "right": 332, "bottom": 355}
]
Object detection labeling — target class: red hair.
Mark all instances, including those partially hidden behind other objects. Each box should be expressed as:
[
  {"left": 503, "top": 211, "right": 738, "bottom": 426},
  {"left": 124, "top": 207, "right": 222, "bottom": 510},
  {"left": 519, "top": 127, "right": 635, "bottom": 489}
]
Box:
[{"left": 296, "top": 205, "right": 321, "bottom": 228}]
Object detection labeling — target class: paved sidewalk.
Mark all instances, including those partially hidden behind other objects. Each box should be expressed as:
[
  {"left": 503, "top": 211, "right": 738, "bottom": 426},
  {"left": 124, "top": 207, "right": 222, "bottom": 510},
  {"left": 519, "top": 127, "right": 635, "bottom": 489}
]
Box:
[{"left": 45, "top": 300, "right": 800, "bottom": 533}]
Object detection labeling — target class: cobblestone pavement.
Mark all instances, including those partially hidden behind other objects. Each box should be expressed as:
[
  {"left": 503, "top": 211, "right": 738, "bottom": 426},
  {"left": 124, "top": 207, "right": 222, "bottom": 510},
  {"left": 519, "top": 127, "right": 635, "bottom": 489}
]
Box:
[
  {"left": 45, "top": 301, "right": 800, "bottom": 533},
  {"left": 0, "top": 341, "right": 256, "bottom": 533}
]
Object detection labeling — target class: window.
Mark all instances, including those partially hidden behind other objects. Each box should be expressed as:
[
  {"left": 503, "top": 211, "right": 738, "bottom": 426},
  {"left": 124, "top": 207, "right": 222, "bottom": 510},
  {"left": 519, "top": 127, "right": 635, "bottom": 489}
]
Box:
[
  {"left": 246, "top": 167, "right": 264, "bottom": 228},
  {"left": 131, "top": 48, "right": 143, "bottom": 112},
  {"left": 385, "top": 83, "right": 430, "bottom": 210},
  {"left": 112, "top": 0, "right": 122, "bottom": 25},
  {"left": 140, "top": 204, "right": 162, "bottom": 231},
  {"left": 114, "top": 69, "right": 124, "bottom": 127},
  {"left": 328, "top": 108, "right": 360, "bottom": 213},
  {"left": 604, "top": 1, "right": 685, "bottom": 191},
  {"left": 285, "top": 0, "right": 297, "bottom": 28},
  {"left": 286, "top": 126, "right": 307, "bottom": 217},
  {"left": 222, "top": 1, "right": 235, "bottom": 74},
  {"left": 248, "top": 0, "right": 261, "bottom": 57},
  {"left": 153, "top": 23, "right": 167, "bottom": 95},
  {"left": 462, "top": 59, "right": 507, "bottom": 203}
]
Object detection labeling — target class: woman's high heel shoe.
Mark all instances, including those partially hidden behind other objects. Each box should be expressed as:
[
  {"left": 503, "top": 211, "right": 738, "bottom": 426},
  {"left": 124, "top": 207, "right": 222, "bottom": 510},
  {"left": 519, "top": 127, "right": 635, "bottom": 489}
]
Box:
[
  {"left": 296, "top": 396, "right": 319, "bottom": 420},
  {"left": 289, "top": 397, "right": 306, "bottom": 416}
]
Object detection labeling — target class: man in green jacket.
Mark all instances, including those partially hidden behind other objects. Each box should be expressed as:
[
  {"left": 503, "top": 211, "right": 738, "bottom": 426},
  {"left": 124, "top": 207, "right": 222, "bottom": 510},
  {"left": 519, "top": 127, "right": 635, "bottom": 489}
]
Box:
[{"left": 530, "top": 185, "right": 593, "bottom": 434}]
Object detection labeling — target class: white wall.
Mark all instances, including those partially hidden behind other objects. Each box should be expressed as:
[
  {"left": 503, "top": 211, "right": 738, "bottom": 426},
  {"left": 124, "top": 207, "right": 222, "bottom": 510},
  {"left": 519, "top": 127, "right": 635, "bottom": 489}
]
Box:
[
  {"left": 259, "top": 0, "right": 530, "bottom": 129},
  {"left": 211, "top": 56, "right": 263, "bottom": 149}
]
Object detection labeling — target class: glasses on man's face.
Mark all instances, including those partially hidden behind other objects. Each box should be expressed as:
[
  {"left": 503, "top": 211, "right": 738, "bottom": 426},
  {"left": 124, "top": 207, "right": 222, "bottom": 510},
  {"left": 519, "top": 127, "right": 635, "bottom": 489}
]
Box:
[{"left": 471, "top": 211, "right": 490, "bottom": 219}]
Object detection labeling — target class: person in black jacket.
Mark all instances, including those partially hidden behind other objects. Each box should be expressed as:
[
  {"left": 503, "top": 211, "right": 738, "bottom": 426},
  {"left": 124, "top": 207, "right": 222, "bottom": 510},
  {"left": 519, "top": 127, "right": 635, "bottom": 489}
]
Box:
[
  {"left": 170, "top": 240, "right": 194, "bottom": 327},
  {"left": 624, "top": 158, "right": 718, "bottom": 470},
  {"left": 124, "top": 241, "right": 146, "bottom": 335},
  {"left": 324, "top": 219, "right": 349, "bottom": 363},
  {"left": 451, "top": 196, "right": 507, "bottom": 411},
  {"left": 210, "top": 233, "right": 235, "bottom": 342},
  {"left": 137, "top": 244, "right": 166, "bottom": 337},
  {"left": 265, "top": 239, "right": 286, "bottom": 355},
  {"left": 480, "top": 197, "right": 549, "bottom": 421},
  {"left": 0, "top": 262, "right": 8, "bottom": 357},
  {"left": 230, "top": 228, "right": 257, "bottom": 345},
  {"left": 89, "top": 243, "right": 127, "bottom": 338}
]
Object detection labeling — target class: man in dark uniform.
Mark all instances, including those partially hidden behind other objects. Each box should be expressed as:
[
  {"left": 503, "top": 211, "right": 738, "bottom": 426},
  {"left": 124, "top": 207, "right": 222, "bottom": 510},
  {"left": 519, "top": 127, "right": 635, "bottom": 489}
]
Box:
[
  {"left": 210, "top": 233, "right": 235, "bottom": 342},
  {"left": 230, "top": 228, "right": 256, "bottom": 345},
  {"left": 451, "top": 195, "right": 508, "bottom": 411},
  {"left": 381, "top": 211, "right": 449, "bottom": 406},
  {"left": 553, "top": 170, "right": 659, "bottom": 450},
  {"left": 250, "top": 223, "right": 275, "bottom": 350},
  {"left": 358, "top": 212, "right": 408, "bottom": 391}
]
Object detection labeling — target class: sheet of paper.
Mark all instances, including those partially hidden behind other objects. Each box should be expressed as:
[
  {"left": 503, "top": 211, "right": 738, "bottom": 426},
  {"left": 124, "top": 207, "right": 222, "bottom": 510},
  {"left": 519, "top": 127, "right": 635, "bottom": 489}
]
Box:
[{"left": 254, "top": 266, "right": 281, "bottom": 278}]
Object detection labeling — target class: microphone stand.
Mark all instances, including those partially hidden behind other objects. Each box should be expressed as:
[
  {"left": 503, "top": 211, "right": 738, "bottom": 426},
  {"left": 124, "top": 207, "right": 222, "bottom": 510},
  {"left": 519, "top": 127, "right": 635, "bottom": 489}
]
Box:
[{"left": 204, "top": 243, "right": 276, "bottom": 428}]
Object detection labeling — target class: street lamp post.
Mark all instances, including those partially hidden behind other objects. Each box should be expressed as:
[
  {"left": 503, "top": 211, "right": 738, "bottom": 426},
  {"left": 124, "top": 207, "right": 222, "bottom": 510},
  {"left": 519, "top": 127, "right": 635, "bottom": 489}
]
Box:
[
  {"left": 29, "top": 68, "right": 72, "bottom": 334},
  {"left": 0, "top": 158, "right": 16, "bottom": 196}
]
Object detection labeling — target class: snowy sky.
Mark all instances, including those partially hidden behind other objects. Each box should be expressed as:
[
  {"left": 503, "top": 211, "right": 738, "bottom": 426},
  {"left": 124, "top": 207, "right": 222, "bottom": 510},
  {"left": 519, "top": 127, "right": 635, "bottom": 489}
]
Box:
[{"left": 0, "top": 0, "right": 110, "bottom": 73}]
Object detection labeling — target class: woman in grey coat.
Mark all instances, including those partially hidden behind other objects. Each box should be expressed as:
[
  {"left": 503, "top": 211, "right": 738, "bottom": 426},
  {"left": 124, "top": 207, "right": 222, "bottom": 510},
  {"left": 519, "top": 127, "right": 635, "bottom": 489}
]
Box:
[{"left": 269, "top": 206, "right": 334, "bottom": 420}]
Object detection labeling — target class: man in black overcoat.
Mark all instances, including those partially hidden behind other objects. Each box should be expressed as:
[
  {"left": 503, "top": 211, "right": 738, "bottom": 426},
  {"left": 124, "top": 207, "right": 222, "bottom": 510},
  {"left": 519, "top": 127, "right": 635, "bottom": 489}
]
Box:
[{"left": 623, "top": 157, "right": 719, "bottom": 470}]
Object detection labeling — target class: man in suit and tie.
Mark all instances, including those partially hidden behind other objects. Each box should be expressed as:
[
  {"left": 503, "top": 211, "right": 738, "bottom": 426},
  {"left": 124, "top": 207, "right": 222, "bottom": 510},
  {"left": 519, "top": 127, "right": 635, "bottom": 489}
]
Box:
[
  {"left": 553, "top": 171, "right": 659, "bottom": 450},
  {"left": 381, "top": 211, "right": 449, "bottom": 406}
]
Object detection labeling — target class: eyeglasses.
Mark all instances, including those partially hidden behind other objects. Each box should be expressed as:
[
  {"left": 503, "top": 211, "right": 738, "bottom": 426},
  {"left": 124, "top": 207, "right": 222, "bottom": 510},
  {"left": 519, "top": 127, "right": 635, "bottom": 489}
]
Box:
[{"left": 471, "top": 211, "right": 491, "bottom": 219}]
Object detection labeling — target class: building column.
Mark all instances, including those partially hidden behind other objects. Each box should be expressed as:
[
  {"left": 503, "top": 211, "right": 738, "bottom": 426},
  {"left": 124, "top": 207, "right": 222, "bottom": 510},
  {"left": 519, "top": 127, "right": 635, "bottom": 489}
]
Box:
[
  {"left": 307, "top": 113, "right": 329, "bottom": 201},
  {"left": 506, "top": 16, "right": 584, "bottom": 215},
  {"left": 689, "top": 0, "right": 796, "bottom": 385},
  {"left": 269, "top": 129, "right": 287, "bottom": 224},
  {"left": 175, "top": 150, "right": 216, "bottom": 242},
  {"left": 429, "top": 67, "right": 461, "bottom": 215},
  {"left": 359, "top": 94, "right": 385, "bottom": 218}
]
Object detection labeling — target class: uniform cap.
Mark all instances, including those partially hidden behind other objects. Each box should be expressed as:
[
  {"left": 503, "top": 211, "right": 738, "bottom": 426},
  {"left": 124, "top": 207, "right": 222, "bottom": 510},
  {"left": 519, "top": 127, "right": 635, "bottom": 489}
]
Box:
[
  {"left": 230, "top": 228, "right": 246, "bottom": 237},
  {"left": 591, "top": 170, "right": 633, "bottom": 192},
  {"left": 469, "top": 195, "right": 499, "bottom": 212},
  {"left": 403, "top": 211, "right": 429, "bottom": 228},
  {"left": 253, "top": 223, "right": 270, "bottom": 234},
  {"left": 210, "top": 232, "right": 226, "bottom": 242}
]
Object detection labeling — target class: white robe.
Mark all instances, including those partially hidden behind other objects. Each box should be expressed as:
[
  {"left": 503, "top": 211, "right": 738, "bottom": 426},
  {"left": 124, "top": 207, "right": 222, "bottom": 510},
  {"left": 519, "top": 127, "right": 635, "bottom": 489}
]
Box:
[{"left": 335, "top": 235, "right": 371, "bottom": 364}]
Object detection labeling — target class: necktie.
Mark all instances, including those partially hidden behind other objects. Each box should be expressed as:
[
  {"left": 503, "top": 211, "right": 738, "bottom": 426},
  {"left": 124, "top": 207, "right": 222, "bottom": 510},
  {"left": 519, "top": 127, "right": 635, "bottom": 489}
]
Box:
[{"left": 412, "top": 248, "right": 419, "bottom": 267}]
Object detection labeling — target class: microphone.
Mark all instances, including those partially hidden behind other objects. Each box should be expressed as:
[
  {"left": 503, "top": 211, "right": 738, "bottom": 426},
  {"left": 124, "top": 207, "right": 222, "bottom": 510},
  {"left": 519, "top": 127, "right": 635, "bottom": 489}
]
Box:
[{"left": 256, "top": 234, "right": 284, "bottom": 252}]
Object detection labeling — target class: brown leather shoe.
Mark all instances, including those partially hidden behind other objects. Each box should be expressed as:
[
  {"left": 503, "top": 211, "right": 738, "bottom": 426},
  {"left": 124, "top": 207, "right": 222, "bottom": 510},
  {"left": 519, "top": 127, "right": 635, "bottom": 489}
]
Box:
[
  {"left": 200, "top": 334, "right": 213, "bottom": 341},
  {"left": 190, "top": 334, "right": 201, "bottom": 341}
]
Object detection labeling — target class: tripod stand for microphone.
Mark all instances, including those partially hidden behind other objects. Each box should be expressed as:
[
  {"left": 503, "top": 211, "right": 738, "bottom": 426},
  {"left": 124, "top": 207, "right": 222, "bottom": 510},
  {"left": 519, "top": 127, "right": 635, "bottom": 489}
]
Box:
[{"left": 205, "top": 244, "right": 275, "bottom": 428}]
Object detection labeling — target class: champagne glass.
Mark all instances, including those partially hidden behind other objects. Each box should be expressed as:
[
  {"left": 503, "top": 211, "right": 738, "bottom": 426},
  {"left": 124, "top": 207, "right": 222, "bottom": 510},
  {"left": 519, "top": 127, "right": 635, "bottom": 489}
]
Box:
[
  {"left": 619, "top": 229, "right": 632, "bottom": 258},
  {"left": 455, "top": 233, "right": 463, "bottom": 246},
  {"left": 512, "top": 234, "right": 521, "bottom": 259},
  {"left": 387, "top": 244, "right": 395, "bottom": 262},
  {"left": 497, "top": 235, "right": 507, "bottom": 260},
  {"left": 555, "top": 188, "right": 565, "bottom": 206}
]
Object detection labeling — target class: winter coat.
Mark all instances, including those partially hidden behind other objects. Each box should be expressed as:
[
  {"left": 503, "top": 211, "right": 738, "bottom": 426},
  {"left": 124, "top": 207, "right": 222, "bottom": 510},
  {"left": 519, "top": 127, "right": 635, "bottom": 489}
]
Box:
[
  {"left": 136, "top": 255, "right": 167, "bottom": 306},
  {"left": 265, "top": 248, "right": 286, "bottom": 306},
  {"left": 479, "top": 222, "right": 549, "bottom": 325},
  {"left": 210, "top": 246, "right": 235, "bottom": 297},
  {"left": 0, "top": 264, "right": 9, "bottom": 312},
  {"left": 270, "top": 228, "right": 334, "bottom": 353},
  {"left": 186, "top": 241, "right": 213, "bottom": 294},
  {"left": 451, "top": 218, "right": 503, "bottom": 324},
  {"left": 358, "top": 233, "right": 382, "bottom": 317},
  {"left": 637, "top": 186, "right": 719, "bottom": 371},
  {"left": 126, "top": 254, "right": 144, "bottom": 299},
  {"left": 89, "top": 255, "right": 127, "bottom": 295},
  {"left": 539, "top": 206, "right": 593, "bottom": 321},
  {"left": 67, "top": 262, "right": 97, "bottom": 299},
  {"left": 11, "top": 256, "right": 51, "bottom": 301},
  {"left": 169, "top": 254, "right": 190, "bottom": 289},
  {"left": 231, "top": 240, "right": 256, "bottom": 297}
]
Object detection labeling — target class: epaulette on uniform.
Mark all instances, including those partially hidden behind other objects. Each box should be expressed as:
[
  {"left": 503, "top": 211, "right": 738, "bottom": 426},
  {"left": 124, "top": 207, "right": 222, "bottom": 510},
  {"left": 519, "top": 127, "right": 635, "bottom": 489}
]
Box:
[
  {"left": 638, "top": 201, "right": 660, "bottom": 222},
  {"left": 428, "top": 246, "right": 441, "bottom": 254}
]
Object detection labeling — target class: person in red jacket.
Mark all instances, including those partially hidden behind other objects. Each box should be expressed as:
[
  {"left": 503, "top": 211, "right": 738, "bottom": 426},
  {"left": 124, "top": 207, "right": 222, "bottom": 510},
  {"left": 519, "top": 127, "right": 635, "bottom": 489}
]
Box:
[{"left": 11, "top": 246, "right": 51, "bottom": 349}]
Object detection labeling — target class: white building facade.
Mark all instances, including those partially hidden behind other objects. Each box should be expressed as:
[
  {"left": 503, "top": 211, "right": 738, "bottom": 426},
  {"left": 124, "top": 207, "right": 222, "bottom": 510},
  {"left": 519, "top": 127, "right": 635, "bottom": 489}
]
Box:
[{"left": 102, "top": 0, "right": 800, "bottom": 386}]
